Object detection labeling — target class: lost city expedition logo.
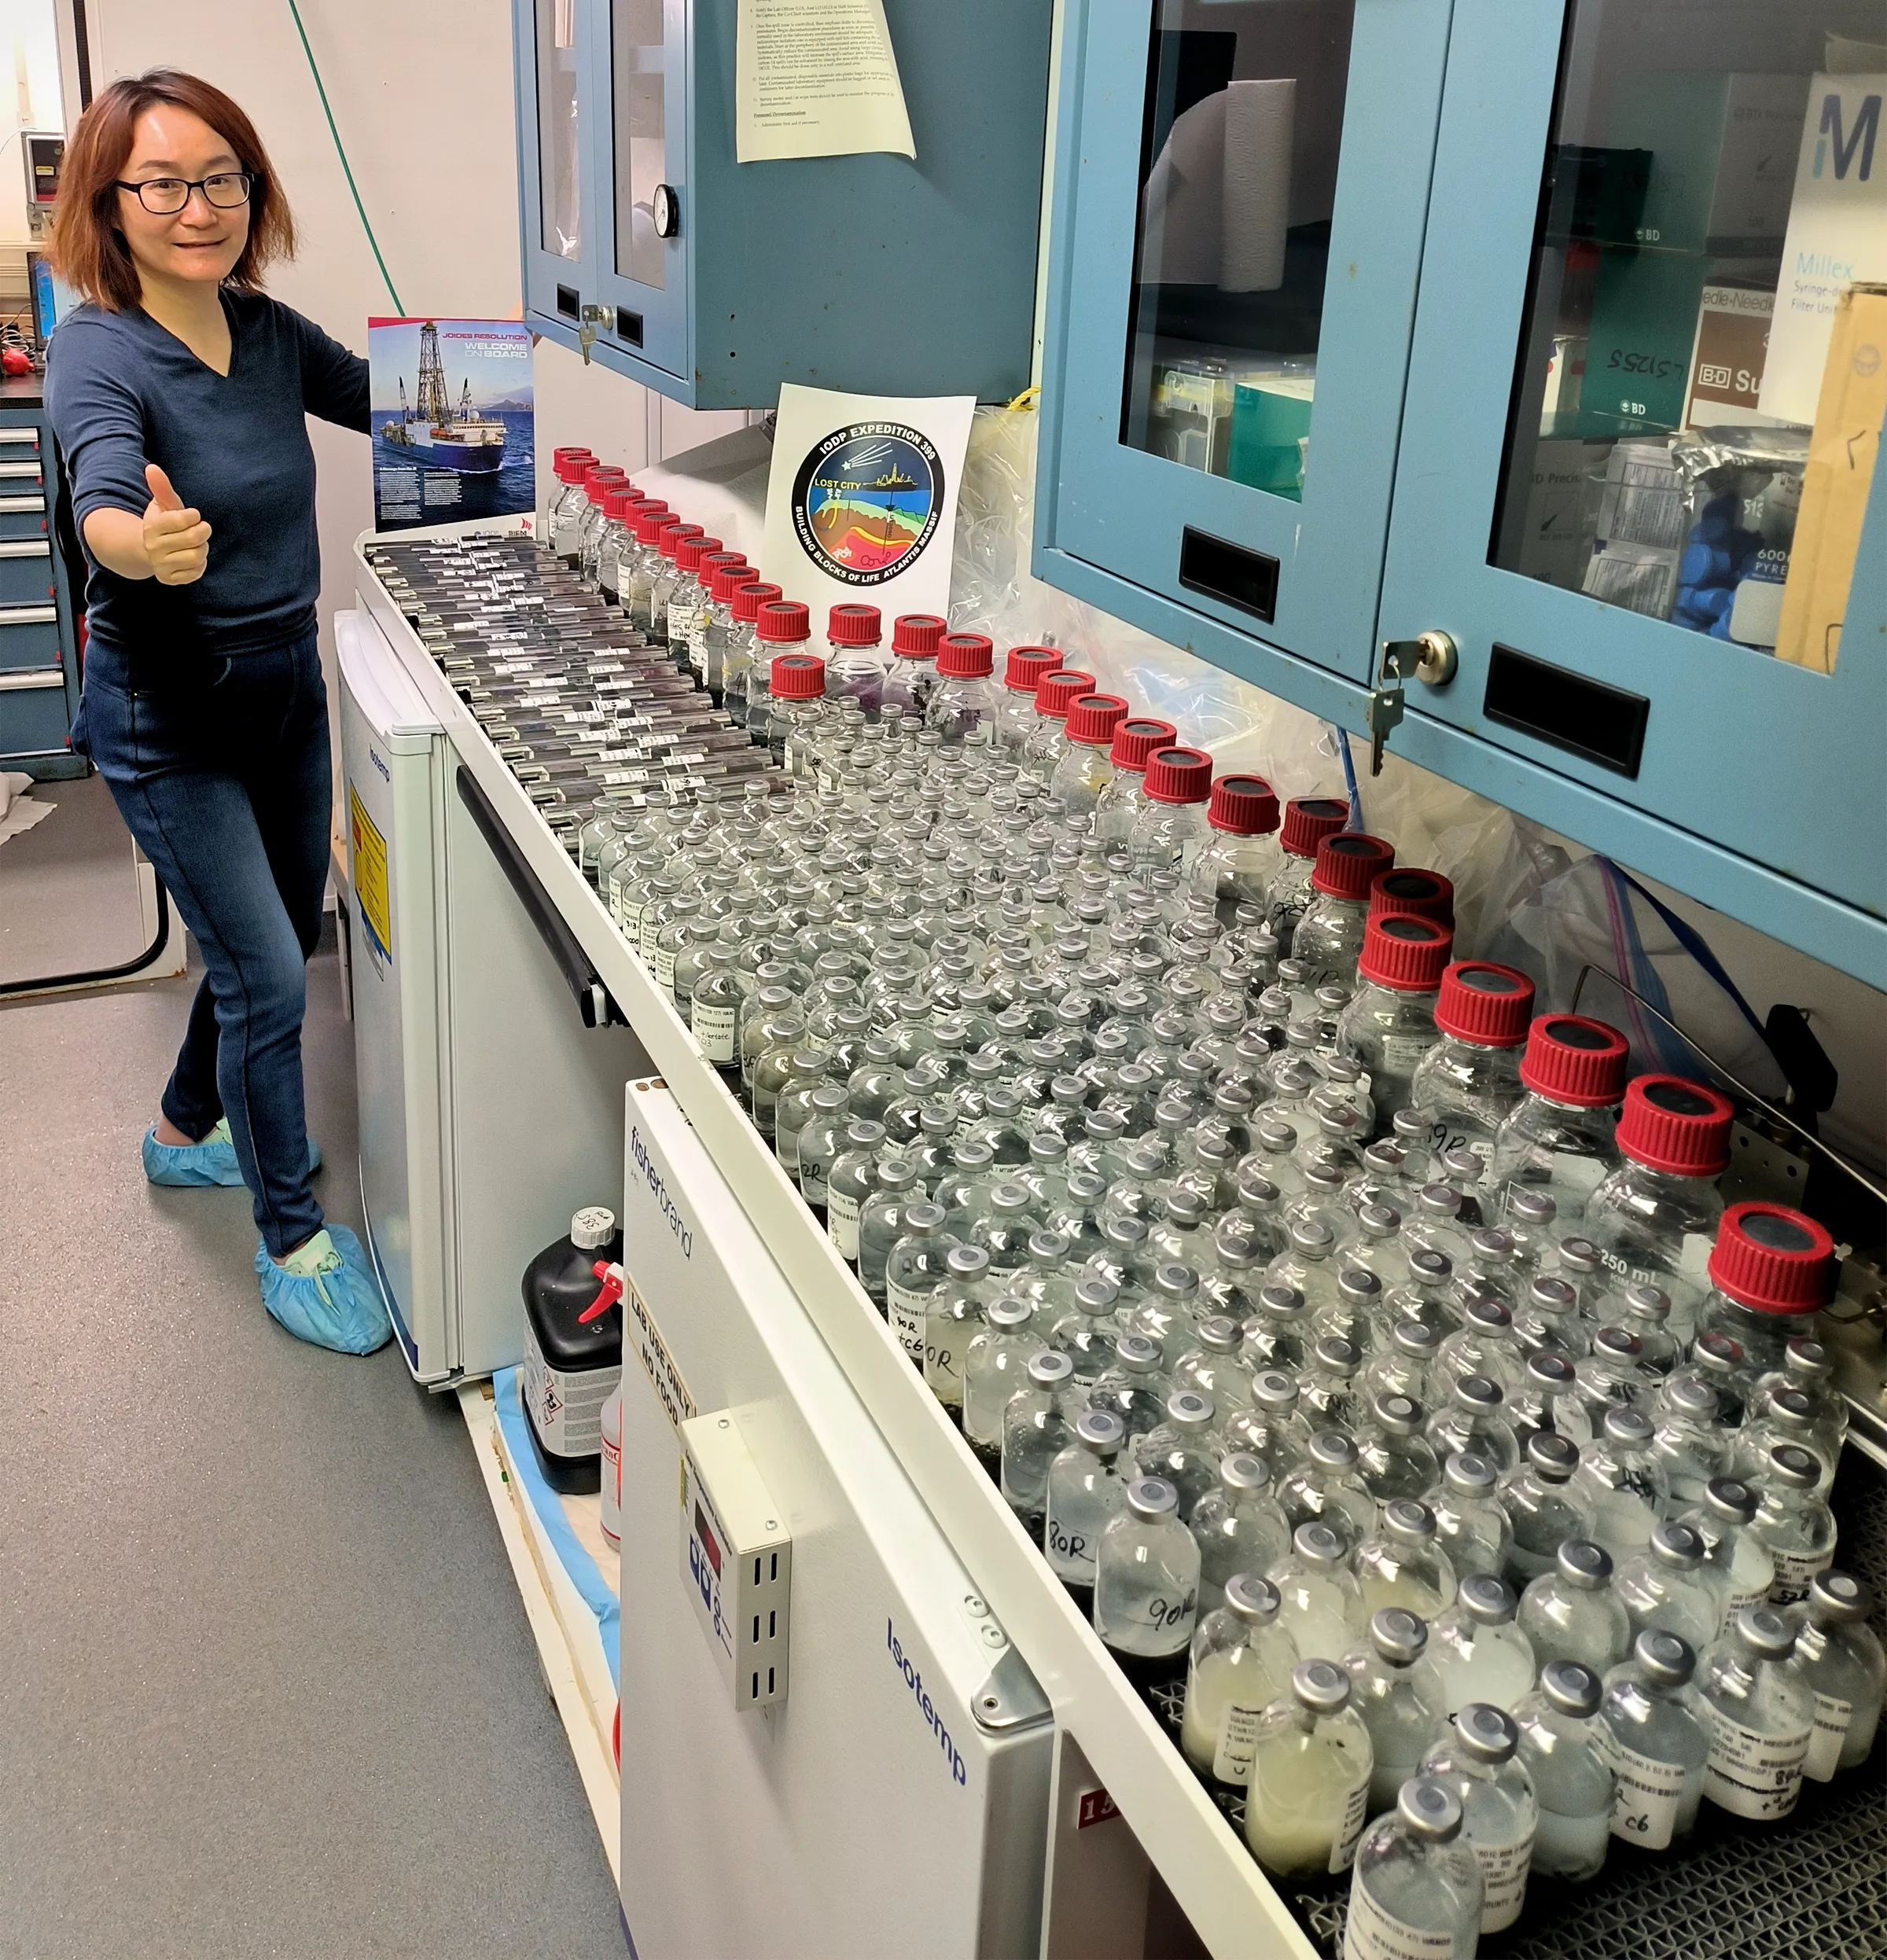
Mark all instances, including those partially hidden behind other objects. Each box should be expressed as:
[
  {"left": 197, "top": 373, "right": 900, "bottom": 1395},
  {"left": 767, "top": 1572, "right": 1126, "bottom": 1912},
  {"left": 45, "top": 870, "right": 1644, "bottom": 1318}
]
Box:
[{"left": 791, "top": 421, "right": 944, "bottom": 586}]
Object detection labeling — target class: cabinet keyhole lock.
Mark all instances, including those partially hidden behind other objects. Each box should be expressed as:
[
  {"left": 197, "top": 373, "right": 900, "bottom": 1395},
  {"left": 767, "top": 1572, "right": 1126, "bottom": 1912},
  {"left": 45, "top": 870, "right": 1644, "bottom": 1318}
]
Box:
[
  {"left": 577, "top": 303, "right": 610, "bottom": 365},
  {"left": 1366, "top": 631, "right": 1458, "bottom": 776}
]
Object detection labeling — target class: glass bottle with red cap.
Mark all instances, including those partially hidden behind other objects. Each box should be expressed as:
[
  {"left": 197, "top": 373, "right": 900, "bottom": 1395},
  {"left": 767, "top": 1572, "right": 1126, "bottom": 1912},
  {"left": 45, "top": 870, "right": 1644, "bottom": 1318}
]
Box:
[
  {"left": 1408, "top": 962, "right": 1537, "bottom": 1170},
  {"left": 701, "top": 562, "right": 758, "bottom": 704},
  {"left": 1046, "top": 691, "right": 1131, "bottom": 812},
  {"left": 1488, "top": 1015, "right": 1630, "bottom": 1226},
  {"left": 617, "top": 500, "right": 673, "bottom": 625},
  {"left": 767, "top": 652, "right": 828, "bottom": 774},
  {"left": 568, "top": 462, "right": 626, "bottom": 568},
  {"left": 1370, "top": 867, "right": 1455, "bottom": 929},
  {"left": 1264, "top": 798, "right": 1353, "bottom": 954},
  {"left": 547, "top": 453, "right": 599, "bottom": 560},
  {"left": 676, "top": 550, "right": 747, "bottom": 685},
  {"left": 592, "top": 485, "right": 644, "bottom": 601},
  {"left": 1694, "top": 1201, "right": 1837, "bottom": 1381},
  {"left": 1582, "top": 1078, "right": 1735, "bottom": 1340},
  {"left": 880, "top": 612, "right": 948, "bottom": 719},
  {"left": 1189, "top": 774, "right": 1281, "bottom": 928},
  {"left": 823, "top": 602, "right": 888, "bottom": 718},
  {"left": 925, "top": 632, "right": 1002, "bottom": 746},
  {"left": 1293, "top": 833, "right": 1398, "bottom": 988},
  {"left": 1334, "top": 915, "right": 1455, "bottom": 1120},
  {"left": 1020, "top": 667, "right": 1098, "bottom": 779},
  {"left": 1093, "top": 716, "right": 1178, "bottom": 844},
  {"left": 991, "top": 644, "right": 1065, "bottom": 753},
  {"left": 745, "top": 599, "right": 812, "bottom": 745},
  {"left": 661, "top": 534, "right": 723, "bottom": 674},
  {"left": 542, "top": 447, "right": 592, "bottom": 549},
  {"left": 1127, "top": 746, "right": 1216, "bottom": 881},
  {"left": 647, "top": 520, "right": 705, "bottom": 644},
  {"left": 721, "top": 579, "right": 782, "bottom": 727}
]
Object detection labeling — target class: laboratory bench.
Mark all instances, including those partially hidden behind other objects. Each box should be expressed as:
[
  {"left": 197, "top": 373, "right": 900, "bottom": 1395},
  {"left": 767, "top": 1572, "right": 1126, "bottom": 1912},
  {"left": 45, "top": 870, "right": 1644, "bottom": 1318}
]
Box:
[{"left": 351, "top": 530, "right": 1887, "bottom": 1960}]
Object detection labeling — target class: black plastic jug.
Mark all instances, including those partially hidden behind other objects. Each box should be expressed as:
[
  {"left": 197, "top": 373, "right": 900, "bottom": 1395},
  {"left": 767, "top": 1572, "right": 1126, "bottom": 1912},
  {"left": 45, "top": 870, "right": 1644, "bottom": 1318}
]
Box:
[{"left": 520, "top": 1205, "right": 624, "bottom": 1492}]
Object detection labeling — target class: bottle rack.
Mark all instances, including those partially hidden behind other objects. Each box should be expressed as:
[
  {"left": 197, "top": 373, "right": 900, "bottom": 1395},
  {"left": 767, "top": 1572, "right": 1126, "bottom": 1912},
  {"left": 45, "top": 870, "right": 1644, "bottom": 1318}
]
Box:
[{"left": 354, "top": 535, "right": 1886, "bottom": 1960}]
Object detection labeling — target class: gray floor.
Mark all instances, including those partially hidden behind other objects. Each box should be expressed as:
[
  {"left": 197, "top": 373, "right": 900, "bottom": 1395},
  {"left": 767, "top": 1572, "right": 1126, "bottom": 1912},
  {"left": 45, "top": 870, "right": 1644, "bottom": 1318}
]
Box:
[
  {"left": 0, "top": 770, "right": 150, "bottom": 986},
  {"left": 0, "top": 930, "right": 627, "bottom": 1958}
]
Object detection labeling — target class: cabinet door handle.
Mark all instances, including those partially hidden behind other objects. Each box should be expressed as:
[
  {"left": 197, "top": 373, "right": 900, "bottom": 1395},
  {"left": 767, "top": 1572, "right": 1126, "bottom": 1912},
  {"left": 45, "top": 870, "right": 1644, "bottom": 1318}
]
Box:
[
  {"left": 0, "top": 667, "right": 64, "bottom": 690},
  {"left": 0, "top": 539, "right": 51, "bottom": 560},
  {"left": 0, "top": 602, "right": 57, "bottom": 625}
]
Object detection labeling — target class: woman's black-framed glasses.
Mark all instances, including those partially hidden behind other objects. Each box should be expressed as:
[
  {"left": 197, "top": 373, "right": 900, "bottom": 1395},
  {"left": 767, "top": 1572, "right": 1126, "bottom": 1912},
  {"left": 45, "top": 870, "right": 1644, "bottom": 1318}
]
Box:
[{"left": 114, "top": 171, "right": 255, "bottom": 215}]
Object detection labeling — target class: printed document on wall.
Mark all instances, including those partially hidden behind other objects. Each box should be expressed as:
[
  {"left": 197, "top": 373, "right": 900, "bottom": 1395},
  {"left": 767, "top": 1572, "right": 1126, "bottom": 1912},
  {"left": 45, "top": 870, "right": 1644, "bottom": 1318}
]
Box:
[
  {"left": 736, "top": 0, "right": 915, "bottom": 164},
  {"left": 762, "top": 384, "right": 973, "bottom": 621},
  {"left": 1758, "top": 73, "right": 1887, "bottom": 425}
]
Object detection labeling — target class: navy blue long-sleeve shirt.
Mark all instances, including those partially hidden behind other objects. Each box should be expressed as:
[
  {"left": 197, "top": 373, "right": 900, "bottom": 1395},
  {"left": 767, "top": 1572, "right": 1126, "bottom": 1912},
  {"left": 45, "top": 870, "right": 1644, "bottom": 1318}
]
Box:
[{"left": 44, "top": 292, "right": 370, "bottom": 654}]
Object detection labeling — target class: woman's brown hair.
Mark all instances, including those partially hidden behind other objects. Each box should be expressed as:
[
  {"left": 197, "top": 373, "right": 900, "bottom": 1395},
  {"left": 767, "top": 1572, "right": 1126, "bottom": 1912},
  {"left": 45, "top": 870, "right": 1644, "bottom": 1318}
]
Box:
[{"left": 50, "top": 69, "right": 296, "bottom": 311}]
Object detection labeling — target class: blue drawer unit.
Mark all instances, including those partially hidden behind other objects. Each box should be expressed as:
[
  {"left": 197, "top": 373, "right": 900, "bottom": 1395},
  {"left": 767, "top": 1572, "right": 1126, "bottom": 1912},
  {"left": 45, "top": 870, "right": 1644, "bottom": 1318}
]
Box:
[
  {"left": 513, "top": 0, "right": 1052, "bottom": 407},
  {"left": 1036, "top": 0, "right": 1453, "bottom": 682},
  {"left": 0, "top": 399, "right": 83, "bottom": 776}
]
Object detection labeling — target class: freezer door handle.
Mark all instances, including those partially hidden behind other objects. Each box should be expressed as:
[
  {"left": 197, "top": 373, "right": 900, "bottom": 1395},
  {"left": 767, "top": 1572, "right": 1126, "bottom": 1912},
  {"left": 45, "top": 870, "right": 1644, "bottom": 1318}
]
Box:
[{"left": 454, "top": 764, "right": 623, "bottom": 1028}]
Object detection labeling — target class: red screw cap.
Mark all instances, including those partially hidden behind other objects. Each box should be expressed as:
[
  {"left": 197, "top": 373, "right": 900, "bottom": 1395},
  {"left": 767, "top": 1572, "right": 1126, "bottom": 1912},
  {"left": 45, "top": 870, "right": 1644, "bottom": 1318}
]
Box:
[
  {"left": 711, "top": 563, "right": 756, "bottom": 605},
  {"left": 1370, "top": 867, "right": 1455, "bottom": 925},
  {"left": 1616, "top": 1076, "right": 1734, "bottom": 1177},
  {"left": 552, "top": 446, "right": 594, "bottom": 464},
  {"left": 731, "top": 579, "right": 782, "bottom": 624},
  {"left": 756, "top": 599, "right": 811, "bottom": 645},
  {"left": 1035, "top": 670, "right": 1096, "bottom": 720},
  {"left": 1518, "top": 1014, "right": 1630, "bottom": 1108},
  {"left": 936, "top": 632, "right": 994, "bottom": 677},
  {"left": 1433, "top": 962, "right": 1535, "bottom": 1046},
  {"left": 1311, "top": 832, "right": 1396, "bottom": 901},
  {"left": 1065, "top": 693, "right": 1131, "bottom": 746},
  {"left": 631, "top": 509, "right": 671, "bottom": 545},
  {"left": 1708, "top": 1202, "right": 1837, "bottom": 1315},
  {"left": 1142, "top": 745, "right": 1214, "bottom": 805},
  {"left": 657, "top": 521, "right": 703, "bottom": 559},
  {"left": 769, "top": 653, "right": 826, "bottom": 701},
  {"left": 1005, "top": 644, "right": 1064, "bottom": 693},
  {"left": 1358, "top": 914, "right": 1453, "bottom": 991},
  {"left": 1208, "top": 774, "right": 1279, "bottom": 837},
  {"left": 674, "top": 535, "right": 722, "bottom": 574},
  {"left": 1279, "top": 796, "right": 1352, "bottom": 859},
  {"left": 554, "top": 455, "right": 589, "bottom": 483},
  {"left": 603, "top": 486, "right": 641, "bottom": 518},
  {"left": 891, "top": 614, "right": 946, "bottom": 659},
  {"left": 828, "top": 603, "right": 882, "bottom": 647},
  {"left": 1108, "top": 717, "right": 1179, "bottom": 772}
]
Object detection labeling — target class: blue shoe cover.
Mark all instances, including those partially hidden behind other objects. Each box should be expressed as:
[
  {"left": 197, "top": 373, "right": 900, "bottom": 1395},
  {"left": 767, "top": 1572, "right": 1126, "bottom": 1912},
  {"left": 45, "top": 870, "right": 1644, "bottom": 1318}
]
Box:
[
  {"left": 144, "top": 1118, "right": 322, "bottom": 1188},
  {"left": 255, "top": 1223, "right": 392, "bottom": 1355}
]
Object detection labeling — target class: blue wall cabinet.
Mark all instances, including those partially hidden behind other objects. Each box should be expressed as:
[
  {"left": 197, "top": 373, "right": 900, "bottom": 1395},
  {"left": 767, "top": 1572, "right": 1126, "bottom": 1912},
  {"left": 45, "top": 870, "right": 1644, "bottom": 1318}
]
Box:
[
  {"left": 0, "top": 406, "right": 83, "bottom": 778},
  {"left": 1378, "top": 0, "right": 1886, "bottom": 973},
  {"left": 1037, "top": 0, "right": 1454, "bottom": 681},
  {"left": 1035, "top": 0, "right": 1887, "bottom": 985},
  {"left": 513, "top": 0, "right": 1053, "bottom": 407}
]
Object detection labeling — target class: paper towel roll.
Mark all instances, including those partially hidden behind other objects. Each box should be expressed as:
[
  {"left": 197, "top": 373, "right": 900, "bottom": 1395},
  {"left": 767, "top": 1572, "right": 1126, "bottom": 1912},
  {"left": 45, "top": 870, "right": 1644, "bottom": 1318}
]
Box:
[
  {"left": 1138, "top": 90, "right": 1227, "bottom": 287},
  {"left": 1219, "top": 78, "right": 1295, "bottom": 293}
]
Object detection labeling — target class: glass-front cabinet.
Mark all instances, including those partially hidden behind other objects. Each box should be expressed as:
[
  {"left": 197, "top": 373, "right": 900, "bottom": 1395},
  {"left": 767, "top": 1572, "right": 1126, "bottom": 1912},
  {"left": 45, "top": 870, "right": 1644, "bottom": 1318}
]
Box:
[
  {"left": 1379, "top": 0, "right": 1885, "bottom": 960},
  {"left": 1040, "top": 0, "right": 1455, "bottom": 678}
]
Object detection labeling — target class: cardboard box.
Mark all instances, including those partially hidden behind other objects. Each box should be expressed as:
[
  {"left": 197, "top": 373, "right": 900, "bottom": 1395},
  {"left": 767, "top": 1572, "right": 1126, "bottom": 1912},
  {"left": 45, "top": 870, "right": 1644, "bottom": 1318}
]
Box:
[
  {"left": 1774, "top": 282, "right": 1887, "bottom": 672},
  {"left": 1605, "top": 72, "right": 1809, "bottom": 253},
  {"left": 1587, "top": 246, "right": 1713, "bottom": 428},
  {"left": 1683, "top": 285, "right": 1776, "bottom": 426},
  {"left": 1759, "top": 72, "right": 1887, "bottom": 424}
]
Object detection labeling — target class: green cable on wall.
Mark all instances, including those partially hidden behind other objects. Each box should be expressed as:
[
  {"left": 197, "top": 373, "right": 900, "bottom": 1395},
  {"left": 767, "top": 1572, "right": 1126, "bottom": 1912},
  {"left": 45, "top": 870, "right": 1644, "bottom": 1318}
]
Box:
[{"left": 285, "top": 0, "right": 405, "bottom": 314}]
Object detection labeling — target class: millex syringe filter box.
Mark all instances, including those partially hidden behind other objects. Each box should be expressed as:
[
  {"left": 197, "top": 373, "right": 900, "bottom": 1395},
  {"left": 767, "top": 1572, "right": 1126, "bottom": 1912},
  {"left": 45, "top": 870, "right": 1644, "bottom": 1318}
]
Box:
[
  {"left": 1760, "top": 72, "right": 1887, "bottom": 426},
  {"left": 1603, "top": 72, "right": 1810, "bottom": 254}
]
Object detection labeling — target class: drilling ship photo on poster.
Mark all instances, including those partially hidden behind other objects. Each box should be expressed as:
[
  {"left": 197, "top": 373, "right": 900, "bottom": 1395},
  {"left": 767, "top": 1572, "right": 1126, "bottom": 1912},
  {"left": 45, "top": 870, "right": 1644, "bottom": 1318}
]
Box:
[{"left": 368, "top": 316, "right": 535, "bottom": 531}]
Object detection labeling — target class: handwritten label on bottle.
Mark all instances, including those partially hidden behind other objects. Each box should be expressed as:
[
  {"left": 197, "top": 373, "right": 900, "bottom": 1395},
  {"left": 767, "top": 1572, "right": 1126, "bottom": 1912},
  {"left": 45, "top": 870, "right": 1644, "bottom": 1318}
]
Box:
[
  {"left": 1606, "top": 1738, "right": 1687, "bottom": 1850},
  {"left": 1766, "top": 1545, "right": 1831, "bottom": 1606},
  {"left": 1804, "top": 1692, "right": 1853, "bottom": 1782},
  {"left": 1343, "top": 1879, "right": 1463, "bottom": 1960},
  {"left": 1703, "top": 1708, "right": 1811, "bottom": 1818},
  {"left": 885, "top": 1282, "right": 930, "bottom": 1360},
  {"left": 690, "top": 998, "right": 738, "bottom": 1066}
]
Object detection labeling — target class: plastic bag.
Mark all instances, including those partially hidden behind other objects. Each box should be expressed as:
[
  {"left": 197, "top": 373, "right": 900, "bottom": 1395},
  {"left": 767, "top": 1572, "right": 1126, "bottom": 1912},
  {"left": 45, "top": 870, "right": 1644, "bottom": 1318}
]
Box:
[
  {"left": 1479, "top": 845, "right": 1786, "bottom": 1100},
  {"left": 1668, "top": 425, "right": 1808, "bottom": 648}
]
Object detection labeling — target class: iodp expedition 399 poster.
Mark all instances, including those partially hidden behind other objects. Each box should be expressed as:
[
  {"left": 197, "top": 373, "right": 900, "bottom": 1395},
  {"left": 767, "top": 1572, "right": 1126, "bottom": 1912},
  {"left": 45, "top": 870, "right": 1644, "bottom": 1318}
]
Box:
[{"left": 368, "top": 317, "right": 535, "bottom": 532}]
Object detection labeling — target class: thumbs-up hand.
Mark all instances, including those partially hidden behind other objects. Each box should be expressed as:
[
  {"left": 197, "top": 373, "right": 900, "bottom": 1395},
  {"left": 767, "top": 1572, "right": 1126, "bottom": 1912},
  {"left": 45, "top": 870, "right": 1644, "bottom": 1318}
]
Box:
[{"left": 142, "top": 463, "right": 211, "bottom": 585}]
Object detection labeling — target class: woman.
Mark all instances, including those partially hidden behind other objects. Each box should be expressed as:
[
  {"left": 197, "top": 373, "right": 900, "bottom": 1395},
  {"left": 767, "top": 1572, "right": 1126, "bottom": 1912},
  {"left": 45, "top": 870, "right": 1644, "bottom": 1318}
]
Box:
[{"left": 46, "top": 70, "right": 388, "bottom": 1355}]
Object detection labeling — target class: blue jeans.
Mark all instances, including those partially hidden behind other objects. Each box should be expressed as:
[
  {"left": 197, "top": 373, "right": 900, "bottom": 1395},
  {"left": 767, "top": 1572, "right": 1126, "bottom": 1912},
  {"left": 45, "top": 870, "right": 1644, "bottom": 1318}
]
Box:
[{"left": 75, "top": 627, "right": 330, "bottom": 1257}]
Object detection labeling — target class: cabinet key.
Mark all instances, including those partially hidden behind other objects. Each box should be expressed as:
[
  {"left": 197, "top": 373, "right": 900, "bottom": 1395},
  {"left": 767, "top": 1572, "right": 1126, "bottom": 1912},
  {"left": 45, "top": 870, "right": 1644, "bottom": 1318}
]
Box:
[{"left": 1365, "top": 681, "right": 1405, "bottom": 777}]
